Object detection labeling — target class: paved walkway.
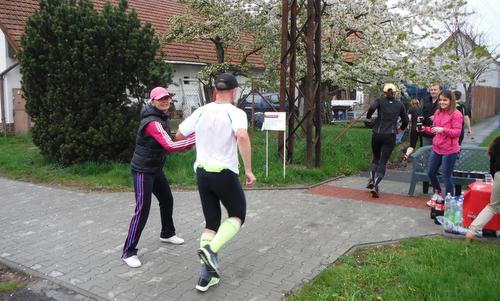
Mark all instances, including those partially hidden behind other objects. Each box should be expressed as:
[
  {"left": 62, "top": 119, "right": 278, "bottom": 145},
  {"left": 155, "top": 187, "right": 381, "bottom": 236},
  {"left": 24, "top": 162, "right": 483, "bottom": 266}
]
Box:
[
  {"left": 0, "top": 115, "right": 497, "bottom": 301},
  {"left": 0, "top": 178, "right": 441, "bottom": 301},
  {"left": 462, "top": 115, "right": 498, "bottom": 146}
]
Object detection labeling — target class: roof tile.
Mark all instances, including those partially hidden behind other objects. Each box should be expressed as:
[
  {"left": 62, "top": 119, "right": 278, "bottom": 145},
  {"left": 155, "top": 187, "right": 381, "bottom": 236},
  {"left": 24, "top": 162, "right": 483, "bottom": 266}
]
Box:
[{"left": 0, "top": 0, "right": 262, "bottom": 65}]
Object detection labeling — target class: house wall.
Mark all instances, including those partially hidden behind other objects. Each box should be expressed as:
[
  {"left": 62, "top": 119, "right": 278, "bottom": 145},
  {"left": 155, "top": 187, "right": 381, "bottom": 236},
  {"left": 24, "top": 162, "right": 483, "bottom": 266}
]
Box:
[
  {"left": 167, "top": 63, "right": 205, "bottom": 102},
  {"left": 0, "top": 29, "right": 21, "bottom": 125},
  {"left": 0, "top": 53, "right": 260, "bottom": 129},
  {"left": 167, "top": 63, "right": 255, "bottom": 101},
  {"left": 167, "top": 62, "right": 256, "bottom": 118},
  {"left": 450, "top": 62, "right": 500, "bottom": 119},
  {"left": 477, "top": 62, "right": 500, "bottom": 89}
]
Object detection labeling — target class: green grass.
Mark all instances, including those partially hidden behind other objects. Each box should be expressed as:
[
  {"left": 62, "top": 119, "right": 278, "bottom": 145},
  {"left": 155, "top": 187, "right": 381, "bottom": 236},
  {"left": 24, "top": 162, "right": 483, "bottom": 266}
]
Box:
[
  {"left": 287, "top": 237, "right": 500, "bottom": 301},
  {"left": 0, "top": 135, "right": 132, "bottom": 191},
  {"left": 480, "top": 129, "right": 499, "bottom": 147},
  {"left": 0, "top": 125, "right": 373, "bottom": 190},
  {"left": 0, "top": 282, "right": 25, "bottom": 293}
]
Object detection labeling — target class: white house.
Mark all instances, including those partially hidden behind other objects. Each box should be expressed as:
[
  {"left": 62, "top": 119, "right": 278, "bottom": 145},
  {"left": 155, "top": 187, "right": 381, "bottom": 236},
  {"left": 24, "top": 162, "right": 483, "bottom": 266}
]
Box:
[
  {"left": 0, "top": 0, "right": 263, "bottom": 134},
  {"left": 436, "top": 30, "right": 500, "bottom": 118},
  {"left": 0, "top": 28, "right": 22, "bottom": 133}
]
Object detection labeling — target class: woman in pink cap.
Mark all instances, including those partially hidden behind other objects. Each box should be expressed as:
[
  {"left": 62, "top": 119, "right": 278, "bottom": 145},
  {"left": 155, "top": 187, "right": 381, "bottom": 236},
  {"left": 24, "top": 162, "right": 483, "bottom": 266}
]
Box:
[{"left": 122, "top": 87, "right": 195, "bottom": 268}]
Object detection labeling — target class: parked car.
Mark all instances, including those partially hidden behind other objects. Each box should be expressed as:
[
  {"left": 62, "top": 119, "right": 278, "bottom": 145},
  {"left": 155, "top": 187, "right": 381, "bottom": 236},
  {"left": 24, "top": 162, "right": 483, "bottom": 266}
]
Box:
[
  {"left": 238, "top": 92, "right": 288, "bottom": 113},
  {"left": 238, "top": 92, "right": 289, "bottom": 128}
]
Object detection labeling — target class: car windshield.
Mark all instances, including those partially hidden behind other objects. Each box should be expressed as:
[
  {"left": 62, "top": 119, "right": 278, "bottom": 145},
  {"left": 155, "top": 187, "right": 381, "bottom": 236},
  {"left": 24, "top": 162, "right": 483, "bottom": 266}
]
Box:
[
  {"left": 243, "top": 93, "right": 280, "bottom": 105},
  {"left": 245, "top": 94, "right": 264, "bottom": 104},
  {"left": 267, "top": 94, "right": 280, "bottom": 104}
]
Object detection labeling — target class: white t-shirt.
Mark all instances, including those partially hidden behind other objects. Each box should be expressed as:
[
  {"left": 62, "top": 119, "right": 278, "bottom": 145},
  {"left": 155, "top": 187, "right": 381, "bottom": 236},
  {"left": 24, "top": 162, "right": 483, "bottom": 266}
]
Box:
[{"left": 178, "top": 102, "right": 248, "bottom": 174}]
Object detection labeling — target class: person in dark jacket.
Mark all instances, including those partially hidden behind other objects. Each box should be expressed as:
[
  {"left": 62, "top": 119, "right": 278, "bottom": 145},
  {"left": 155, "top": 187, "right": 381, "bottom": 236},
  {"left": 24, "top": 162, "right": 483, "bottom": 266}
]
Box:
[
  {"left": 366, "top": 84, "right": 409, "bottom": 198},
  {"left": 403, "top": 98, "right": 423, "bottom": 164},
  {"left": 466, "top": 135, "right": 500, "bottom": 241},
  {"left": 122, "top": 87, "right": 196, "bottom": 268},
  {"left": 453, "top": 91, "right": 472, "bottom": 145},
  {"left": 421, "top": 83, "right": 442, "bottom": 145}
]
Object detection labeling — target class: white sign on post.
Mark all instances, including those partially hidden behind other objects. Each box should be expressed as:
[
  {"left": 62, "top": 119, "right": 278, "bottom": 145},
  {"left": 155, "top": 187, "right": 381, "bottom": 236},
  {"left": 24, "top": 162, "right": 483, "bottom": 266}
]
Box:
[
  {"left": 262, "top": 112, "right": 286, "bottom": 131},
  {"left": 261, "top": 112, "right": 286, "bottom": 178}
]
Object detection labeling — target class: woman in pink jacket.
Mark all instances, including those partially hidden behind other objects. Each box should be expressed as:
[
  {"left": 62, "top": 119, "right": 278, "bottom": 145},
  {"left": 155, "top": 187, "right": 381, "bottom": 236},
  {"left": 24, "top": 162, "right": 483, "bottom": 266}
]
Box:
[{"left": 423, "top": 90, "right": 463, "bottom": 201}]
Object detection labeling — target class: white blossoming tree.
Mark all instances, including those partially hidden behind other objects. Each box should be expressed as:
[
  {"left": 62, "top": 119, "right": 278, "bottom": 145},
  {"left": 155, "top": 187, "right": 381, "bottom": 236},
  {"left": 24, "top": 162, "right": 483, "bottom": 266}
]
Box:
[
  {"left": 428, "top": 7, "right": 497, "bottom": 105},
  {"left": 164, "top": 0, "right": 280, "bottom": 86}
]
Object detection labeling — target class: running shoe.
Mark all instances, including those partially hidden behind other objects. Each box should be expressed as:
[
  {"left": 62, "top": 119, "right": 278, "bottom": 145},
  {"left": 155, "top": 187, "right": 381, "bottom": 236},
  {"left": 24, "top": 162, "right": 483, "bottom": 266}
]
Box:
[
  {"left": 371, "top": 186, "right": 379, "bottom": 198},
  {"left": 196, "top": 263, "right": 219, "bottom": 291},
  {"left": 159, "top": 235, "right": 185, "bottom": 245},
  {"left": 197, "top": 245, "right": 220, "bottom": 278},
  {"left": 366, "top": 179, "right": 374, "bottom": 189},
  {"left": 123, "top": 255, "right": 141, "bottom": 268}
]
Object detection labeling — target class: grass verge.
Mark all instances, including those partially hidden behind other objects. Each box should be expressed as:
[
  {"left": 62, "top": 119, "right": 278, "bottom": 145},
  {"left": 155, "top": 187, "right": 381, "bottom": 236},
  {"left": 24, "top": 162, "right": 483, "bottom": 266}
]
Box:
[
  {"left": 0, "top": 125, "right": 373, "bottom": 190},
  {"left": 0, "top": 264, "right": 27, "bottom": 293},
  {"left": 287, "top": 236, "right": 500, "bottom": 301},
  {"left": 480, "top": 129, "right": 499, "bottom": 147},
  {"left": 0, "top": 282, "right": 25, "bottom": 293}
]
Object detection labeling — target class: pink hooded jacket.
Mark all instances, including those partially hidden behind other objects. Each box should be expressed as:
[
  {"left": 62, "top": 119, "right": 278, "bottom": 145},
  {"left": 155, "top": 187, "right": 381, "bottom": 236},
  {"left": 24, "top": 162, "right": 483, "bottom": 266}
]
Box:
[{"left": 423, "top": 109, "right": 463, "bottom": 155}]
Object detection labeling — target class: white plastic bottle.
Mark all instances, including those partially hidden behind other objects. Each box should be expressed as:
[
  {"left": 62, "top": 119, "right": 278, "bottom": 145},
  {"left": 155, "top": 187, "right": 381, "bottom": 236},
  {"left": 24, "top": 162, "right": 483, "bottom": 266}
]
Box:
[
  {"left": 447, "top": 193, "right": 456, "bottom": 224},
  {"left": 455, "top": 195, "right": 463, "bottom": 227}
]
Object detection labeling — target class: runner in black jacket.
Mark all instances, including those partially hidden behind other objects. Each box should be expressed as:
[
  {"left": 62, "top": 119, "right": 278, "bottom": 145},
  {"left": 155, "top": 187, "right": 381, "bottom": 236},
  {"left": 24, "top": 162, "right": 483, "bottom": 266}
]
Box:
[{"left": 366, "top": 84, "right": 409, "bottom": 198}]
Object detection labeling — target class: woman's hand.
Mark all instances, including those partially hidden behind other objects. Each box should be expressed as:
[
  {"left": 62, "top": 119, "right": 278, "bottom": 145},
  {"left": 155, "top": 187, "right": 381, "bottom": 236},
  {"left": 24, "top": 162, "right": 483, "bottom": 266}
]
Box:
[{"left": 431, "top": 126, "right": 444, "bottom": 134}]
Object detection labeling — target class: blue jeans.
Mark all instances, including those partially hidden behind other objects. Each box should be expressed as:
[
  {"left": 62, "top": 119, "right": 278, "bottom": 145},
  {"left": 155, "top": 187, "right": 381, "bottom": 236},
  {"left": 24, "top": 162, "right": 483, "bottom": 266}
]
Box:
[{"left": 427, "top": 151, "right": 458, "bottom": 196}]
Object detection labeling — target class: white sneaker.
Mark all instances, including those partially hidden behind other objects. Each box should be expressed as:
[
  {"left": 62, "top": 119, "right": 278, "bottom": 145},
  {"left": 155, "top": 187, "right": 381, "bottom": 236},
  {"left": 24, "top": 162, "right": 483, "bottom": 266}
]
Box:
[
  {"left": 160, "top": 235, "right": 185, "bottom": 245},
  {"left": 123, "top": 255, "right": 141, "bottom": 268}
]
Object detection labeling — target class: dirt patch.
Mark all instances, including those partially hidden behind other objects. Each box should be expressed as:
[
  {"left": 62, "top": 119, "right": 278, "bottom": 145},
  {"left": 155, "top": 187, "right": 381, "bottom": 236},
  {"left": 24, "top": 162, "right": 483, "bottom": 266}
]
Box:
[
  {"left": 0, "top": 264, "right": 31, "bottom": 301},
  {"left": 0, "top": 263, "right": 96, "bottom": 301}
]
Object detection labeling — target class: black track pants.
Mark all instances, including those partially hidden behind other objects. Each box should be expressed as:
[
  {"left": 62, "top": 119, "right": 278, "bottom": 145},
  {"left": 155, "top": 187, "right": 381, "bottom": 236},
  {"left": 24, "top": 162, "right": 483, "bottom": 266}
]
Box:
[{"left": 122, "top": 170, "right": 176, "bottom": 258}]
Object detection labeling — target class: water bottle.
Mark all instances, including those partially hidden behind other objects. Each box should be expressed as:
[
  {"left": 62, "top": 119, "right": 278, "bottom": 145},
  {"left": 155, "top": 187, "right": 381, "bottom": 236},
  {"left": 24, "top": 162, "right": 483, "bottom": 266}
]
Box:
[
  {"left": 455, "top": 195, "right": 464, "bottom": 227},
  {"left": 448, "top": 194, "right": 456, "bottom": 224},
  {"left": 436, "top": 216, "right": 469, "bottom": 235},
  {"left": 444, "top": 193, "right": 452, "bottom": 220},
  {"left": 485, "top": 173, "right": 493, "bottom": 183}
]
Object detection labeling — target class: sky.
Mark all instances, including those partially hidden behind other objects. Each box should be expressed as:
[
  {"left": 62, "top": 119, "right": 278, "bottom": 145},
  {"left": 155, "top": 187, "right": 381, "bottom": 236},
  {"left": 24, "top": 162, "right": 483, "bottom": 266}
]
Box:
[{"left": 466, "top": 0, "right": 500, "bottom": 55}]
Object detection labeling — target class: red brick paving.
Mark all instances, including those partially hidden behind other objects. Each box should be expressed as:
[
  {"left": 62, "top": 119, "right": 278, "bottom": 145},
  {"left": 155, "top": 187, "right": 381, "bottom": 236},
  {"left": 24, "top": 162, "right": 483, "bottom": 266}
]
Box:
[{"left": 308, "top": 184, "right": 429, "bottom": 210}]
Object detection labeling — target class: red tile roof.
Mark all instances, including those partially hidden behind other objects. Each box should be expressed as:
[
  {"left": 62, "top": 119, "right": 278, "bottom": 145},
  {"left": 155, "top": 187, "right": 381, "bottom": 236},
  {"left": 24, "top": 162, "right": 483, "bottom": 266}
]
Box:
[{"left": 0, "top": 0, "right": 262, "bottom": 66}]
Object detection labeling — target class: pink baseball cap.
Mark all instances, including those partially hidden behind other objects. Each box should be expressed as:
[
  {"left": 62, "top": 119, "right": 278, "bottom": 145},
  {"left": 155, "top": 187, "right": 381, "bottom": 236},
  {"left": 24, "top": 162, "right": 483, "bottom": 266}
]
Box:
[{"left": 150, "top": 87, "right": 171, "bottom": 100}]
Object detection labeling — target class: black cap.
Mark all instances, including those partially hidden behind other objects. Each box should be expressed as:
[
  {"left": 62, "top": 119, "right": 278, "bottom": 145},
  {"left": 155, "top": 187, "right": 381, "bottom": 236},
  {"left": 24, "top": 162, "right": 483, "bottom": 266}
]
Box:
[{"left": 214, "top": 73, "right": 239, "bottom": 90}]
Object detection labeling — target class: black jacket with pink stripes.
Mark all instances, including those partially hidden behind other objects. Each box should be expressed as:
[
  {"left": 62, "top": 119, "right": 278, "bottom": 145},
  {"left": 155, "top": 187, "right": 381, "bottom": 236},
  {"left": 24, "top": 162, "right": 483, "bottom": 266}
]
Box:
[{"left": 130, "top": 104, "right": 171, "bottom": 173}]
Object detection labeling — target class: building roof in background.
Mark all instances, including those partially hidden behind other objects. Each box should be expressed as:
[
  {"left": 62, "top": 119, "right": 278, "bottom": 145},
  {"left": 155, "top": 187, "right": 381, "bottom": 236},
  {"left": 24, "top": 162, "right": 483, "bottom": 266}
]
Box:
[
  {"left": 0, "top": 0, "right": 262, "bottom": 66},
  {"left": 436, "top": 30, "right": 500, "bottom": 67}
]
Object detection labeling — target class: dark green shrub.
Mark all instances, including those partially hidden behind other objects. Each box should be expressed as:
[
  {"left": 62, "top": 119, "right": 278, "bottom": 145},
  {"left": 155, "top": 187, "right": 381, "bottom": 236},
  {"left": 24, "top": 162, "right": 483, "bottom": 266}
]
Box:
[{"left": 19, "top": 0, "right": 172, "bottom": 164}]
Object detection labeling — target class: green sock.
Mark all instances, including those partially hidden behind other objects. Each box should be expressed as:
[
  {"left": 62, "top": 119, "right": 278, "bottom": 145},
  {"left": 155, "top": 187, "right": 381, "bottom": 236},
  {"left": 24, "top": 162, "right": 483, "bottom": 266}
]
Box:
[
  {"left": 209, "top": 218, "right": 241, "bottom": 253},
  {"left": 200, "top": 232, "right": 214, "bottom": 248},
  {"left": 200, "top": 232, "right": 214, "bottom": 264}
]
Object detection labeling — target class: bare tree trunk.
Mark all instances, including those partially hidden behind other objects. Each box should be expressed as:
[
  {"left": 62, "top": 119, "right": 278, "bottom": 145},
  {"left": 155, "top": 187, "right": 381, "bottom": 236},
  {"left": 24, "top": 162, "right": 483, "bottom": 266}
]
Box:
[
  {"left": 320, "top": 82, "right": 336, "bottom": 124},
  {"left": 214, "top": 36, "right": 224, "bottom": 64},
  {"left": 463, "top": 83, "right": 473, "bottom": 114}
]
